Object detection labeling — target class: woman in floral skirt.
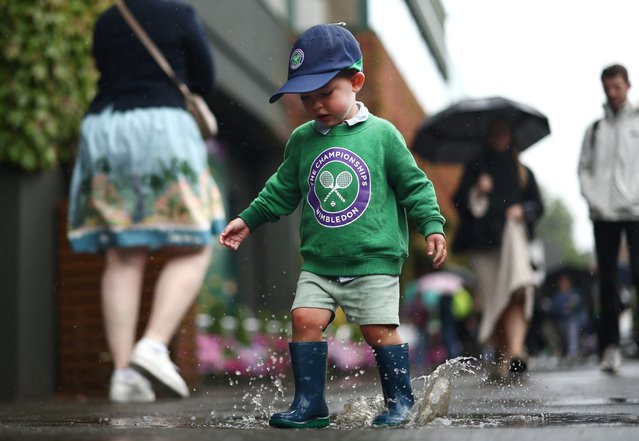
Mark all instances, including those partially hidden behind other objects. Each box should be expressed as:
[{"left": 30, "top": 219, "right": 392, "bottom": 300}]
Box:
[{"left": 67, "top": 0, "right": 225, "bottom": 403}]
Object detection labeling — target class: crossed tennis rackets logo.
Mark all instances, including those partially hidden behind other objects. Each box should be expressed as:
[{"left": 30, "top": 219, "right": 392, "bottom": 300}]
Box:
[
  {"left": 319, "top": 170, "right": 353, "bottom": 203},
  {"left": 307, "top": 147, "right": 371, "bottom": 228}
]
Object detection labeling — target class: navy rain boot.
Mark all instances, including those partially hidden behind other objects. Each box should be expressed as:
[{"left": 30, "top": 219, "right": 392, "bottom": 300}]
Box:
[
  {"left": 269, "top": 341, "right": 330, "bottom": 429},
  {"left": 372, "top": 343, "right": 415, "bottom": 427}
]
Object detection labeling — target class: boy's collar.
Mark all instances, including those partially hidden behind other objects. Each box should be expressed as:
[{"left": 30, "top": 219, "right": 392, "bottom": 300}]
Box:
[{"left": 313, "top": 102, "right": 369, "bottom": 135}]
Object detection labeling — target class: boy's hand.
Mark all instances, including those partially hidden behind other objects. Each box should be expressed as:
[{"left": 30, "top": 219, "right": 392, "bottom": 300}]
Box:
[
  {"left": 426, "top": 233, "right": 447, "bottom": 269},
  {"left": 219, "top": 218, "right": 251, "bottom": 251}
]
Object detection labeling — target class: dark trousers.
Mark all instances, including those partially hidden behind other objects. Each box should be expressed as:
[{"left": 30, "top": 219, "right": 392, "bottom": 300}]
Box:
[{"left": 593, "top": 220, "right": 639, "bottom": 350}]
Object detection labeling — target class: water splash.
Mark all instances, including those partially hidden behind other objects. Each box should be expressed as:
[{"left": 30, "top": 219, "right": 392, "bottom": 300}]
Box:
[
  {"left": 334, "top": 394, "right": 385, "bottom": 427},
  {"left": 335, "top": 356, "right": 479, "bottom": 428},
  {"left": 411, "top": 356, "right": 478, "bottom": 425},
  {"left": 247, "top": 376, "right": 286, "bottom": 419}
]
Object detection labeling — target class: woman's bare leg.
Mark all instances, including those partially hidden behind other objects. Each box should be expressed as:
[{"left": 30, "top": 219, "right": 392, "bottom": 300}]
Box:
[
  {"left": 495, "top": 291, "right": 528, "bottom": 362},
  {"left": 142, "top": 245, "right": 212, "bottom": 344},
  {"left": 101, "top": 247, "right": 148, "bottom": 369}
]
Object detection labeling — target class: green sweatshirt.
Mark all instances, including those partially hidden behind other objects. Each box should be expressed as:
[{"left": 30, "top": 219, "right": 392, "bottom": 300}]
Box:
[{"left": 239, "top": 114, "right": 445, "bottom": 276}]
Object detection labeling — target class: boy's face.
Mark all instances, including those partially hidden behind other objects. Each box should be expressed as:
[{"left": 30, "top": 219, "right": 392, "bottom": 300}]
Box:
[{"left": 300, "top": 72, "right": 365, "bottom": 127}]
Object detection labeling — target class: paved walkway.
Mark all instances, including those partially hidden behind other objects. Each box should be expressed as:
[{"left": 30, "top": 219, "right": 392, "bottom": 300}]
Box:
[{"left": 0, "top": 359, "right": 638, "bottom": 440}]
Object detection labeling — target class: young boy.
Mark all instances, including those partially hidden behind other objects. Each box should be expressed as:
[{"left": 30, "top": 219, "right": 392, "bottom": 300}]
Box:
[{"left": 219, "top": 24, "right": 447, "bottom": 428}]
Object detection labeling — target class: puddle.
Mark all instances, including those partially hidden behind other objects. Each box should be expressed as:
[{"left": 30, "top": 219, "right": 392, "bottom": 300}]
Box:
[
  {"left": 211, "top": 356, "right": 480, "bottom": 429},
  {"left": 6, "top": 356, "right": 637, "bottom": 431},
  {"left": 436, "top": 412, "right": 639, "bottom": 428},
  {"left": 207, "top": 356, "right": 639, "bottom": 429}
]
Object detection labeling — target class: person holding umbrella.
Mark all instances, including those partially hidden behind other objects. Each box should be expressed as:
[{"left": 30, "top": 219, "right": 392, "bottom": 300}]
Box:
[{"left": 452, "top": 118, "right": 544, "bottom": 381}]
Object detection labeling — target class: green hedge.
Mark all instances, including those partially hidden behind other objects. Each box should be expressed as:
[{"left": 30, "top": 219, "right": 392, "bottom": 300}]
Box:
[{"left": 0, "top": 0, "right": 110, "bottom": 171}]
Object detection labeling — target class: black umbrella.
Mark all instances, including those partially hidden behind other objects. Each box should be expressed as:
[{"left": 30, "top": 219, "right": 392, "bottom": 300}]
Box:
[{"left": 412, "top": 96, "right": 551, "bottom": 163}]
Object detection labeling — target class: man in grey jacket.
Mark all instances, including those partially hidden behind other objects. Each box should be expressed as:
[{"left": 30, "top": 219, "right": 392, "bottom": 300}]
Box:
[{"left": 578, "top": 63, "right": 639, "bottom": 374}]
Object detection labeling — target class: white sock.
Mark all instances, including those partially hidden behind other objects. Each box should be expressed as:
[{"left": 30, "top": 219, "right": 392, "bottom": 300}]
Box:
[
  {"left": 113, "top": 367, "right": 140, "bottom": 380},
  {"left": 112, "top": 367, "right": 152, "bottom": 390},
  {"left": 137, "top": 337, "right": 168, "bottom": 354}
]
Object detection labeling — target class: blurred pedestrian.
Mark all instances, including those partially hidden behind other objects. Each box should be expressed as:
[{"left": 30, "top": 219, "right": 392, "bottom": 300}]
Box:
[
  {"left": 402, "top": 271, "right": 475, "bottom": 368},
  {"left": 551, "top": 274, "right": 582, "bottom": 360},
  {"left": 453, "top": 118, "right": 544, "bottom": 381},
  {"left": 67, "top": 0, "right": 225, "bottom": 402},
  {"left": 220, "top": 24, "right": 447, "bottom": 428},
  {"left": 578, "top": 63, "right": 639, "bottom": 374}
]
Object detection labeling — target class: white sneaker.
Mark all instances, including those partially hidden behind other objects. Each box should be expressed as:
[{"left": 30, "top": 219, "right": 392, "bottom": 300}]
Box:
[
  {"left": 109, "top": 369, "right": 156, "bottom": 403},
  {"left": 130, "top": 342, "right": 190, "bottom": 398},
  {"left": 600, "top": 346, "right": 622, "bottom": 374}
]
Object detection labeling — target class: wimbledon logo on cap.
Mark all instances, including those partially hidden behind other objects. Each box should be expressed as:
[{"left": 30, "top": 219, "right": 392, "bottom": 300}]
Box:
[
  {"left": 290, "top": 48, "right": 304, "bottom": 70},
  {"left": 307, "top": 147, "right": 371, "bottom": 228}
]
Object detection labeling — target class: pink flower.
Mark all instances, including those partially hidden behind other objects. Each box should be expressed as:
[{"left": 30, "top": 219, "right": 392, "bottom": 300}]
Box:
[
  {"left": 196, "top": 332, "right": 291, "bottom": 377},
  {"left": 327, "top": 337, "right": 376, "bottom": 371},
  {"left": 196, "top": 333, "right": 226, "bottom": 374}
]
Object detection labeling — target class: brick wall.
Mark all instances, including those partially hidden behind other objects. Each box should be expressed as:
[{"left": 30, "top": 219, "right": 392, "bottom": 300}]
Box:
[
  {"left": 357, "top": 31, "right": 463, "bottom": 227},
  {"left": 356, "top": 31, "right": 426, "bottom": 146}
]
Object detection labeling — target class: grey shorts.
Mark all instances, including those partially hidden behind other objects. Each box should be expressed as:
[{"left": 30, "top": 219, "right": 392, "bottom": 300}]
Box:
[{"left": 292, "top": 271, "right": 400, "bottom": 326}]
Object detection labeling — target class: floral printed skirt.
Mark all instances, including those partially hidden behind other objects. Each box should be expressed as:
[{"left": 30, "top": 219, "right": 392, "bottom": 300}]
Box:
[{"left": 67, "top": 106, "right": 226, "bottom": 253}]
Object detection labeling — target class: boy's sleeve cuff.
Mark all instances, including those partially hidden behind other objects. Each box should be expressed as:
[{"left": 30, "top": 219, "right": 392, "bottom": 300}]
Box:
[
  {"left": 238, "top": 206, "right": 264, "bottom": 233},
  {"left": 420, "top": 220, "right": 445, "bottom": 238}
]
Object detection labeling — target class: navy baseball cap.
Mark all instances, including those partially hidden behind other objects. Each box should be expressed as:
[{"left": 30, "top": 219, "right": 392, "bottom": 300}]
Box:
[{"left": 269, "top": 24, "right": 363, "bottom": 103}]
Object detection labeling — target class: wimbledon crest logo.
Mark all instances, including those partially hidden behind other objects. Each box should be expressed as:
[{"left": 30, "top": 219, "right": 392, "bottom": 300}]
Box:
[
  {"left": 307, "top": 147, "right": 371, "bottom": 228},
  {"left": 290, "top": 48, "right": 304, "bottom": 70}
]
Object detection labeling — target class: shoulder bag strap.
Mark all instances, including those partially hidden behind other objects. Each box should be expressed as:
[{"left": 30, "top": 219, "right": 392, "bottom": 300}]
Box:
[{"left": 115, "top": 0, "right": 191, "bottom": 99}]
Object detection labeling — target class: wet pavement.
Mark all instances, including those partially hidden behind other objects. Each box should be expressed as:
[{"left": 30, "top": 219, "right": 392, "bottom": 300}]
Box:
[{"left": 1, "top": 359, "right": 638, "bottom": 440}]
